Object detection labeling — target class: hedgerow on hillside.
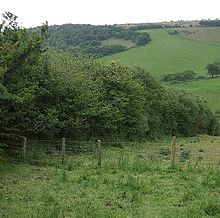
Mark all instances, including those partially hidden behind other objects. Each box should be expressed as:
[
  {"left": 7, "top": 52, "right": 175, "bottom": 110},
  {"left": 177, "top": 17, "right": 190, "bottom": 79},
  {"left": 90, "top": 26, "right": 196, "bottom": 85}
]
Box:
[
  {"left": 44, "top": 24, "right": 151, "bottom": 56},
  {"left": 0, "top": 12, "right": 218, "bottom": 140}
]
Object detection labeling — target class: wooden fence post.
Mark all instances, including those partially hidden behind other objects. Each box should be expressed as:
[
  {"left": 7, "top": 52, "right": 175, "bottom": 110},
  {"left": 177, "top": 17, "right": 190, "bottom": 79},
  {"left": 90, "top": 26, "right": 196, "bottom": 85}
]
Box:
[
  {"left": 61, "top": 137, "right": 65, "bottom": 163},
  {"left": 22, "top": 137, "right": 27, "bottom": 158},
  {"left": 97, "top": 140, "right": 101, "bottom": 167},
  {"left": 171, "top": 136, "right": 177, "bottom": 168}
]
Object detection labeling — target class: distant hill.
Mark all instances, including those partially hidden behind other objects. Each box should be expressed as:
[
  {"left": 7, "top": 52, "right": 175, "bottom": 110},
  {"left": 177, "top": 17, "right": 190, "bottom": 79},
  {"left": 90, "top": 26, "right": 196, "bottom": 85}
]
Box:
[
  {"left": 175, "top": 77, "right": 220, "bottom": 112},
  {"left": 44, "top": 21, "right": 220, "bottom": 111},
  {"left": 44, "top": 19, "right": 220, "bottom": 57},
  {"left": 45, "top": 24, "right": 151, "bottom": 56},
  {"left": 103, "top": 27, "right": 220, "bottom": 77},
  {"left": 103, "top": 26, "right": 220, "bottom": 111}
]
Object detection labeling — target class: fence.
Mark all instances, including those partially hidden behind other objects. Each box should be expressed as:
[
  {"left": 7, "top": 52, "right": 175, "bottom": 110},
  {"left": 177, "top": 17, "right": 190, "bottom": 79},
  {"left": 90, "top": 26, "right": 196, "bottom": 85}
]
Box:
[{"left": 1, "top": 136, "right": 220, "bottom": 167}]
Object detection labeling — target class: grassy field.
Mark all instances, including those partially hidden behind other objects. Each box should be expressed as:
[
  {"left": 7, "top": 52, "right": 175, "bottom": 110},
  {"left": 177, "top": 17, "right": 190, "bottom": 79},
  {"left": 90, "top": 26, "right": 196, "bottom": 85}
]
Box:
[
  {"left": 102, "top": 27, "right": 220, "bottom": 111},
  {"left": 1, "top": 135, "right": 220, "bottom": 217},
  {"left": 103, "top": 27, "right": 220, "bottom": 78},
  {"left": 171, "top": 77, "right": 220, "bottom": 111}
]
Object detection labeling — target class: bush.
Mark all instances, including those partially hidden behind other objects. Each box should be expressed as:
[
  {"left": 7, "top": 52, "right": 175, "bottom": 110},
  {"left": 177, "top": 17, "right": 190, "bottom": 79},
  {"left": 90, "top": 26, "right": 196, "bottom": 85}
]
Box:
[
  {"left": 179, "top": 150, "right": 191, "bottom": 162},
  {"left": 160, "top": 147, "right": 171, "bottom": 156},
  {"left": 161, "top": 70, "right": 196, "bottom": 82},
  {"left": 168, "top": 30, "right": 179, "bottom": 35},
  {"left": 135, "top": 33, "right": 151, "bottom": 46},
  {"left": 204, "top": 202, "right": 220, "bottom": 216},
  {"left": 0, "top": 143, "right": 5, "bottom": 160}
]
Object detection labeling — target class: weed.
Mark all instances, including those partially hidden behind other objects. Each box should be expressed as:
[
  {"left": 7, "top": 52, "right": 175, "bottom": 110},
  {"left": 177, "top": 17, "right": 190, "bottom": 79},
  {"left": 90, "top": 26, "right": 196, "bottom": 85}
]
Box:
[
  {"left": 198, "top": 148, "right": 205, "bottom": 152},
  {"left": 179, "top": 149, "right": 191, "bottom": 162},
  {"left": 204, "top": 201, "right": 220, "bottom": 216},
  {"left": 160, "top": 147, "right": 171, "bottom": 157}
]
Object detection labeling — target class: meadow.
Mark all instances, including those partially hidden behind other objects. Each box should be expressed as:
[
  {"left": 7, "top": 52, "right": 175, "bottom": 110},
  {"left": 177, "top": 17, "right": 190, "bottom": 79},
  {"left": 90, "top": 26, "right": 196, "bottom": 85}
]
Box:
[
  {"left": 174, "top": 77, "right": 220, "bottom": 111},
  {"left": 103, "top": 27, "right": 220, "bottom": 78},
  {"left": 103, "top": 27, "right": 220, "bottom": 111},
  {"left": 1, "top": 135, "right": 220, "bottom": 218}
]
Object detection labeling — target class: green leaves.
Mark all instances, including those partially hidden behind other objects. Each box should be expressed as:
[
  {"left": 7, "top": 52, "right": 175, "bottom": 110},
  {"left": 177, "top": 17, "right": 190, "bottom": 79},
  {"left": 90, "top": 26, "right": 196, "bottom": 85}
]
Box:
[{"left": 0, "top": 13, "right": 213, "bottom": 139}]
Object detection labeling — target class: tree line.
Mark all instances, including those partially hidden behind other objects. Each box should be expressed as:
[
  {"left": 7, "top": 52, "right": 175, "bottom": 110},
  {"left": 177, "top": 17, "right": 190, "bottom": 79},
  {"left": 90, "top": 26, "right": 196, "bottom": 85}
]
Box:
[
  {"left": 200, "top": 19, "right": 220, "bottom": 27},
  {"left": 1, "top": 12, "right": 219, "bottom": 141},
  {"left": 161, "top": 61, "right": 220, "bottom": 84},
  {"left": 44, "top": 23, "right": 151, "bottom": 57}
]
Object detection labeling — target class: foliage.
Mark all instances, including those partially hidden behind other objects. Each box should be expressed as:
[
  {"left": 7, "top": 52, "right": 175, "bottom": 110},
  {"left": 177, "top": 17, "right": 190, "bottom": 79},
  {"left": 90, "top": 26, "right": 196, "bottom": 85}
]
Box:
[
  {"left": 0, "top": 12, "right": 50, "bottom": 135},
  {"left": 87, "top": 44, "right": 127, "bottom": 56},
  {"left": 135, "top": 33, "right": 151, "bottom": 46},
  {"left": 206, "top": 62, "right": 220, "bottom": 77},
  {"left": 160, "top": 147, "right": 170, "bottom": 156},
  {"left": 200, "top": 19, "right": 220, "bottom": 27},
  {"left": 161, "top": 70, "right": 196, "bottom": 82},
  {"left": 45, "top": 24, "right": 151, "bottom": 56},
  {"left": 207, "top": 111, "right": 220, "bottom": 136},
  {"left": 0, "top": 13, "right": 215, "bottom": 140},
  {"left": 179, "top": 149, "right": 191, "bottom": 162},
  {"left": 127, "top": 24, "right": 163, "bottom": 31},
  {"left": 168, "top": 30, "right": 179, "bottom": 35}
]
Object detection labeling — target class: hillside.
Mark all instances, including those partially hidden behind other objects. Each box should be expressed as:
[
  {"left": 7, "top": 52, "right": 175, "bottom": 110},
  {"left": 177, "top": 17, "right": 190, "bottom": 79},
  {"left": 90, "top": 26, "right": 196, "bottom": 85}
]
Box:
[
  {"left": 45, "top": 24, "right": 150, "bottom": 56},
  {"left": 103, "top": 27, "right": 220, "bottom": 77},
  {"left": 103, "top": 27, "right": 220, "bottom": 111},
  {"left": 174, "top": 77, "right": 220, "bottom": 111}
]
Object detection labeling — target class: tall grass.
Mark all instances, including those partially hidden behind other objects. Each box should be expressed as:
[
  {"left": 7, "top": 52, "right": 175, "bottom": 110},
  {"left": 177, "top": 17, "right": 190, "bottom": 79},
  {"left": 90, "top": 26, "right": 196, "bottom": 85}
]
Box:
[{"left": 0, "top": 135, "right": 220, "bottom": 217}]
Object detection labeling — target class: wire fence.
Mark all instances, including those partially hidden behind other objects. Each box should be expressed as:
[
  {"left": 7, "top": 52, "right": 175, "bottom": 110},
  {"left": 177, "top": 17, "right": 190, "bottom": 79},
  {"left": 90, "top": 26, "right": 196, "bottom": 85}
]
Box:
[{"left": 1, "top": 136, "right": 220, "bottom": 167}]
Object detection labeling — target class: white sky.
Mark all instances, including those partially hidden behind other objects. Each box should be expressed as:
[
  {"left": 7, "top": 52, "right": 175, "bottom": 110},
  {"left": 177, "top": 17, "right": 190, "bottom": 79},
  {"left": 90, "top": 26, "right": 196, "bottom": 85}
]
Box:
[{"left": 1, "top": 0, "right": 220, "bottom": 27}]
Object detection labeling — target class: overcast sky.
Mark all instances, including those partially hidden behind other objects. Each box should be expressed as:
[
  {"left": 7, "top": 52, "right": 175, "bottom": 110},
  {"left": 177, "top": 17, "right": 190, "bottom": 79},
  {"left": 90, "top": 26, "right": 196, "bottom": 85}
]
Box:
[{"left": 1, "top": 0, "right": 220, "bottom": 27}]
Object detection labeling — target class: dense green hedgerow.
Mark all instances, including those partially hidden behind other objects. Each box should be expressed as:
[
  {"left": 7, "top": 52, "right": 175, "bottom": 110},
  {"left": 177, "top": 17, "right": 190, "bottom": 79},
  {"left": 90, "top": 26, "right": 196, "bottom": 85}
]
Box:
[{"left": 0, "top": 12, "right": 217, "bottom": 140}]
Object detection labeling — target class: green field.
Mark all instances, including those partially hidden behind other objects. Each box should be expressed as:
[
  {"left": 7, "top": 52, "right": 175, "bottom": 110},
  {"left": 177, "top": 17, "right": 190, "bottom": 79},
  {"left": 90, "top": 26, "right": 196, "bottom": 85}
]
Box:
[
  {"left": 174, "top": 77, "right": 220, "bottom": 111},
  {"left": 103, "top": 27, "right": 220, "bottom": 111},
  {"left": 103, "top": 28, "right": 220, "bottom": 78},
  {"left": 1, "top": 135, "right": 220, "bottom": 217}
]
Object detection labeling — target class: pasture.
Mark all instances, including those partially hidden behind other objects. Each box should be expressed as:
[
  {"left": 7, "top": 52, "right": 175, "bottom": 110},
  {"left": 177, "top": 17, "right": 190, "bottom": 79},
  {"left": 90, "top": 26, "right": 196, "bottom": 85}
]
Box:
[
  {"left": 1, "top": 135, "right": 220, "bottom": 217},
  {"left": 174, "top": 77, "right": 220, "bottom": 111},
  {"left": 102, "top": 27, "right": 220, "bottom": 111},
  {"left": 103, "top": 27, "right": 220, "bottom": 78}
]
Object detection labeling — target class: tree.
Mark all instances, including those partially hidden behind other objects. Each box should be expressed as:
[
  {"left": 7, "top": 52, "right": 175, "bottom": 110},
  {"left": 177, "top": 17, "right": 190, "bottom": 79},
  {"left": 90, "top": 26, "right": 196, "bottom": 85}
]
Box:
[
  {"left": 161, "top": 70, "right": 196, "bottom": 82},
  {"left": 135, "top": 33, "right": 151, "bottom": 46},
  {"left": 206, "top": 63, "right": 220, "bottom": 77},
  {"left": 0, "top": 12, "right": 50, "bottom": 135},
  {"left": 0, "top": 12, "right": 213, "bottom": 140}
]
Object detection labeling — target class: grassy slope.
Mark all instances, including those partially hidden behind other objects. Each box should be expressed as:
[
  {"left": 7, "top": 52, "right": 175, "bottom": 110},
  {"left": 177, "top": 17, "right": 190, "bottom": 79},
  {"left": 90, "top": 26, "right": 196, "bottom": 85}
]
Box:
[
  {"left": 103, "top": 28, "right": 220, "bottom": 78},
  {"left": 101, "top": 38, "right": 134, "bottom": 48},
  {"left": 174, "top": 78, "right": 220, "bottom": 111},
  {"left": 103, "top": 28, "right": 220, "bottom": 111},
  {"left": 1, "top": 136, "right": 220, "bottom": 217}
]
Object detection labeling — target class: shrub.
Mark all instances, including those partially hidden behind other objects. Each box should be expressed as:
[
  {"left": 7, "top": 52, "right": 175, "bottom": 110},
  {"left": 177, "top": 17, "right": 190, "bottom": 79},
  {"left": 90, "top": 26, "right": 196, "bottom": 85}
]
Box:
[
  {"left": 160, "top": 147, "right": 171, "bottom": 156},
  {"left": 161, "top": 70, "right": 196, "bottom": 82},
  {"left": 204, "top": 202, "right": 220, "bottom": 216},
  {"left": 168, "top": 30, "right": 179, "bottom": 35},
  {"left": 179, "top": 150, "right": 191, "bottom": 162},
  {"left": 135, "top": 33, "right": 151, "bottom": 46}
]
